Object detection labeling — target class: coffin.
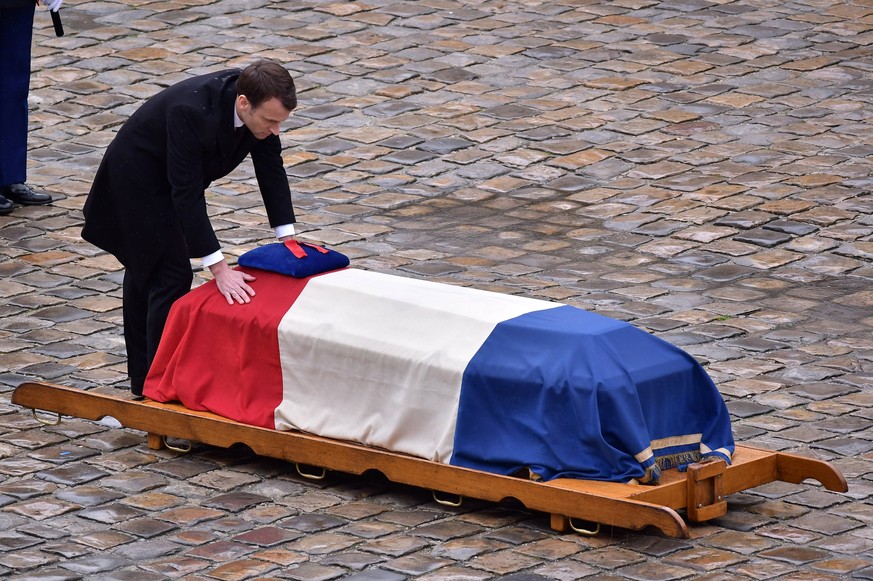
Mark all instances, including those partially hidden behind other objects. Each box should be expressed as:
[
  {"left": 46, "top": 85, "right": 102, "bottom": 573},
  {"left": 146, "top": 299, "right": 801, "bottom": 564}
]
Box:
[{"left": 144, "top": 267, "right": 734, "bottom": 484}]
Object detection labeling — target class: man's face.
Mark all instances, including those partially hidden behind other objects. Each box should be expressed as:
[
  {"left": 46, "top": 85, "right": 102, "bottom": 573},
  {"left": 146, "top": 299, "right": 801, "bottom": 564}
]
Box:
[{"left": 237, "top": 95, "right": 292, "bottom": 140}]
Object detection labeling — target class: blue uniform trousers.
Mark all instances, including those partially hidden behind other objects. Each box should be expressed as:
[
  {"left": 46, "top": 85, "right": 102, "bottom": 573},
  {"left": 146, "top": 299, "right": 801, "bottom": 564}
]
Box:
[{"left": 0, "top": 4, "right": 36, "bottom": 187}]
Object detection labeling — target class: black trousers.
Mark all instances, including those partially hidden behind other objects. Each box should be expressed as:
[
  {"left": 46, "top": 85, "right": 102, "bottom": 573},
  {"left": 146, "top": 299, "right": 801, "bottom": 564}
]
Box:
[{"left": 123, "top": 247, "right": 193, "bottom": 395}]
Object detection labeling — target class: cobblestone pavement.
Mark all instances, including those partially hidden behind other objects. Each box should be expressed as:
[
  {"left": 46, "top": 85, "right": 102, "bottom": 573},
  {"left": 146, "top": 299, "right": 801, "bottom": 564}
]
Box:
[{"left": 1, "top": 0, "right": 872, "bottom": 579}]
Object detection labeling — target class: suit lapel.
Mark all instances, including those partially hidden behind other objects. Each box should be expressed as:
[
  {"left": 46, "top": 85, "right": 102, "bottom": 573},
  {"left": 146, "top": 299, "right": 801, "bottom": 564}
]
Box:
[
  {"left": 219, "top": 79, "right": 244, "bottom": 164},
  {"left": 233, "top": 125, "right": 254, "bottom": 154}
]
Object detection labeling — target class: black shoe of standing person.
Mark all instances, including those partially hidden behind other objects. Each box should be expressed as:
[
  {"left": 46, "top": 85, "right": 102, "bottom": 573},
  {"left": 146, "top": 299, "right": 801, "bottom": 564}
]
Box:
[
  {"left": 0, "top": 195, "right": 12, "bottom": 215},
  {"left": 131, "top": 376, "right": 145, "bottom": 397},
  {"left": 2, "top": 183, "right": 53, "bottom": 206}
]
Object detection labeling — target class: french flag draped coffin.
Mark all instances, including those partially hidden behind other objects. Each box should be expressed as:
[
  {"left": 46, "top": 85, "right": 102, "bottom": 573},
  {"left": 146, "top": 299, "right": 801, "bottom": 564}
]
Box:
[{"left": 145, "top": 267, "right": 734, "bottom": 483}]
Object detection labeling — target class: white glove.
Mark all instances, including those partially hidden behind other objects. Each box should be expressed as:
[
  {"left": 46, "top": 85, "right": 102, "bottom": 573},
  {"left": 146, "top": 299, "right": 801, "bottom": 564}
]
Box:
[{"left": 46, "top": 0, "right": 63, "bottom": 11}]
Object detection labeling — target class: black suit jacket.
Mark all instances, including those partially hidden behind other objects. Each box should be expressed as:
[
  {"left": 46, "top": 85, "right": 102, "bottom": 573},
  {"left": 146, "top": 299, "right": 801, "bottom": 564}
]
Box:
[{"left": 82, "top": 69, "right": 296, "bottom": 277}]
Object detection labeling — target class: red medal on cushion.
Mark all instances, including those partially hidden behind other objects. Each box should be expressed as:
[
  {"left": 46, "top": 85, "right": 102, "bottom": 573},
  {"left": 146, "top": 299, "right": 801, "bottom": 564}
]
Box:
[{"left": 284, "top": 240, "right": 329, "bottom": 258}]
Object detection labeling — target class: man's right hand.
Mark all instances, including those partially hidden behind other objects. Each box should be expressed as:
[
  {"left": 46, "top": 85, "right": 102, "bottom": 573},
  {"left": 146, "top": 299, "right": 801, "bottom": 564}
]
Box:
[{"left": 209, "top": 260, "right": 257, "bottom": 305}]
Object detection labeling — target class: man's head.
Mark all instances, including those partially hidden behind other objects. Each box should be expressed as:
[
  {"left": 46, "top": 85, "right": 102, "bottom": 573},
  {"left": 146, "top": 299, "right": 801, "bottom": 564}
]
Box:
[{"left": 236, "top": 60, "right": 297, "bottom": 139}]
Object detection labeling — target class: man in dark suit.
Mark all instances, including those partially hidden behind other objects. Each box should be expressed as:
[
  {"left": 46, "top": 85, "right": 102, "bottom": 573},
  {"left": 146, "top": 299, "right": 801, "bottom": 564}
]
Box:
[
  {"left": 0, "top": 0, "right": 59, "bottom": 214},
  {"left": 82, "top": 60, "right": 299, "bottom": 396}
]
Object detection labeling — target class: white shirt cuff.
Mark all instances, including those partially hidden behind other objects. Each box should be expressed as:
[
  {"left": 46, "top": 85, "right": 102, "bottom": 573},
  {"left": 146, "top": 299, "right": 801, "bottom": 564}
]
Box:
[
  {"left": 200, "top": 250, "right": 224, "bottom": 268},
  {"left": 274, "top": 223, "right": 296, "bottom": 239}
]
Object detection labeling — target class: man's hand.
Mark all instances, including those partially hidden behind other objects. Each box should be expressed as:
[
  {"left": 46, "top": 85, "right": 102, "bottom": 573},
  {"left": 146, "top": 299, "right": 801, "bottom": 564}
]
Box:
[{"left": 209, "top": 260, "right": 256, "bottom": 305}]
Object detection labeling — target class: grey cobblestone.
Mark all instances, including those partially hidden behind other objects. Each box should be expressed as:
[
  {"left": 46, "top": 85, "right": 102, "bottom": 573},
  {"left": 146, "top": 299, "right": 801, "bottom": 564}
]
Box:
[{"left": 1, "top": 0, "right": 871, "bottom": 579}]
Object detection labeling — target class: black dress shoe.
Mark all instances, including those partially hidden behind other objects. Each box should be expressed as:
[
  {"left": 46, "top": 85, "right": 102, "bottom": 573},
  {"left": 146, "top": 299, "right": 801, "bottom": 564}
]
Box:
[
  {"left": 131, "top": 376, "right": 145, "bottom": 397},
  {"left": 2, "top": 183, "right": 53, "bottom": 206},
  {"left": 0, "top": 195, "right": 12, "bottom": 215}
]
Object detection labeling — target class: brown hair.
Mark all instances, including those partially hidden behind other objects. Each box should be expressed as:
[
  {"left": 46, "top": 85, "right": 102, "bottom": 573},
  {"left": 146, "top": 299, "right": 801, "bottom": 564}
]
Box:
[{"left": 237, "top": 60, "right": 297, "bottom": 111}]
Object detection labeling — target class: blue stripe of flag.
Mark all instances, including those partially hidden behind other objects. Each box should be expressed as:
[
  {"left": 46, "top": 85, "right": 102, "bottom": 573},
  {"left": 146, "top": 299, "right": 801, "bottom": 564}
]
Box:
[{"left": 451, "top": 305, "right": 734, "bottom": 482}]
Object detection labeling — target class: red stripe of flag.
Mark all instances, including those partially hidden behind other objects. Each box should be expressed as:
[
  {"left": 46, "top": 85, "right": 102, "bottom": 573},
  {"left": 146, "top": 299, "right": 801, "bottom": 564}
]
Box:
[{"left": 144, "top": 268, "right": 309, "bottom": 428}]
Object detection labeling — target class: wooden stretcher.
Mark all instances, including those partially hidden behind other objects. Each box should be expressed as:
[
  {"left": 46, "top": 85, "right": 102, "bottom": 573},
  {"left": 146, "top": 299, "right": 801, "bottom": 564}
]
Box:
[{"left": 12, "top": 381, "right": 848, "bottom": 539}]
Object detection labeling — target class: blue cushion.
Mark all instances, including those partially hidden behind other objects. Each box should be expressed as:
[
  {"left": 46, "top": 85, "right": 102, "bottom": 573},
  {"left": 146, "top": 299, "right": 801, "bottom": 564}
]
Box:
[{"left": 238, "top": 240, "right": 349, "bottom": 278}]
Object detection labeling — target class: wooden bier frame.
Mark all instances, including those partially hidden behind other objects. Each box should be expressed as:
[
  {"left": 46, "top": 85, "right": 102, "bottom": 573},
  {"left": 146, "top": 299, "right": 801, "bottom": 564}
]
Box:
[{"left": 12, "top": 381, "right": 848, "bottom": 539}]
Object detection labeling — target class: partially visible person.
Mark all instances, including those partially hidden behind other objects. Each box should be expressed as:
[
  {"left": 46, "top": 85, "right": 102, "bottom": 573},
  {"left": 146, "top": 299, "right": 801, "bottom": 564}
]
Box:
[
  {"left": 82, "top": 60, "right": 299, "bottom": 396},
  {"left": 0, "top": 0, "right": 60, "bottom": 215}
]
